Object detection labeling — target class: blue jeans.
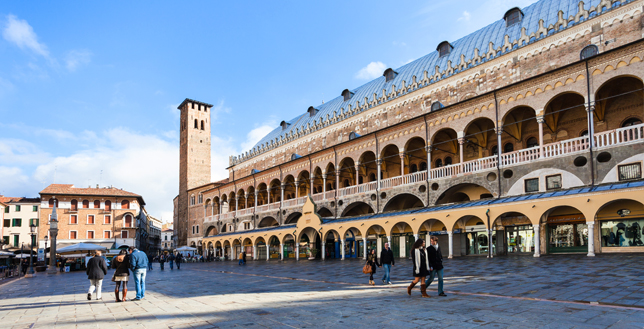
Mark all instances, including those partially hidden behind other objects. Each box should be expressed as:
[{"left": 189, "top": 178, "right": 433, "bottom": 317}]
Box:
[
  {"left": 169, "top": 261, "right": 174, "bottom": 269},
  {"left": 381, "top": 264, "right": 392, "bottom": 283},
  {"left": 426, "top": 268, "right": 444, "bottom": 295},
  {"left": 133, "top": 268, "right": 147, "bottom": 299},
  {"left": 160, "top": 262, "right": 164, "bottom": 270},
  {"left": 148, "top": 262, "right": 153, "bottom": 270}
]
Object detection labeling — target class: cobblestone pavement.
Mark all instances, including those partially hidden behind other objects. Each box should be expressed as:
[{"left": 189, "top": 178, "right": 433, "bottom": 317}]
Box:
[{"left": 1, "top": 254, "right": 644, "bottom": 328}]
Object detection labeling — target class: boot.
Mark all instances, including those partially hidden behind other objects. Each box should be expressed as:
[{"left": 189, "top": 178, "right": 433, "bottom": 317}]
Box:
[
  {"left": 122, "top": 287, "right": 128, "bottom": 302},
  {"left": 421, "top": 284, "right": 430, "bottom": 298},
  {"left": 407, "top": 282, "right": 417, "bottom": 296},
  {"left": 115, "top": 288, "right": 121, "bottom": 302},
  {"left": 371, "top": 280, "right": 375, "bottom": 286}
]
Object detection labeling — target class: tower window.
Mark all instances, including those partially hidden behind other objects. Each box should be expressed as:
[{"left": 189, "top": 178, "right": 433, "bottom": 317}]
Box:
[
  {"left": 307, "top": 106, "right": 318, "bottom": 117},
  {"left": 342, "top": 89, "right": 354, "bottom": 101},
  {"left": 280, "top": 121, "right": 290, "bottom": 131},
  {"left": 580, "top": 44, "right": 599, "bottom": 60},
  {"left": 194, "top": 119, "right": 198, "bottom": 129},
  {"left": 383, "top": 68, "right": 398, "bottom": 82},
  {"left": 201, "top": 120, "right": 205, "bottom": 130},
  {"left": 504, "top": 8, "right": 523, "bottom": 27},
  {"left": 437, "top": 41, "right": 453, "bottom": 58}
]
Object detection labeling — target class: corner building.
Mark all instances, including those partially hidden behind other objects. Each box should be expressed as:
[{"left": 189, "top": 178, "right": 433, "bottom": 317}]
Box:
[{"left": 179, "top": 0, "right": 644, "bottom": 260}]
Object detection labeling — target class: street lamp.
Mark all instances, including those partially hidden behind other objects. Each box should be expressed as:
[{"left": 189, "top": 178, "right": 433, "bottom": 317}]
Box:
[
  {"left": 27, "top": 223, "right": 36, "bottom": 277},
  {"left": 44, "top": 235, "right": 49, "bottom": 269},
  {"left": 47, "top": 199, "right": 59, "bottom": 275}
]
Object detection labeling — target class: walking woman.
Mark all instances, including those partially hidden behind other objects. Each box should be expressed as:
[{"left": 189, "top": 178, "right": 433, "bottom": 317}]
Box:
[
  {"left": 366, "top": 249, "right": 380, "bottom": 285},
  {"left": 111, "top": 249, "right": 130, "bottom": 302},
  {"left": 408, "top": 238, "right": 431, "bottom": 298}
]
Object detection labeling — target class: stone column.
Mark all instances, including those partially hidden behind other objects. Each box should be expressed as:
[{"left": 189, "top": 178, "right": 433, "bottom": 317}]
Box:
[
  {"left": 335, "top": 172, "right": 340, "bottom": 191},
  {"left": 363, "top": 238, "right": 367, "bottom": 259},
  {"left": 280, "top": 243, "right": 284, "bottom": 260},
  {"left": 295, "top": 181, "right": 300, "bottom": 199},
  {"left": 235, "top": 197, "right": 239, "bottom": 217},
  {"left": 448, "top": 231, "right": 454, "bottom": 259},
  {"left": 310, "top": 175, "right": 315, "bottom": 196},
  {"left": 266, "top": 245, "right": 269, "bottom": 261},
  {"left": 533, "top": 224, "right": 540, "bottom": 257},
  {"left": 253, "top": 245, "right": 257, "bottom": 260},
  {"left": 413, "top": 234, "right": 419, "bottom": 241},
  {"left": 426, "top": 146, "right": 432, "bottom": 171},
  {"left": 537, "top": 116, "right": 545, "bottom": 158},
  {"left": 387, "top": 235, "right": 392, "bottom": 247},
  {"left": 586, "top": 105, "right": 596, "bottom": 148},
  {"left": 322, "top": 172, "right": 327, "bottom": 199},
  {"left": 341, "top": 239, "right": 345, "bottom": 260},
  {"left": 280, "top": 184, "right": 285, "bottom": 206},
  {"left": 399, "top": 153, "right": 405, "bottom": 176},
  {"left": 496, "top": 127, "right": 503, "bottom": 165},
  {"left": 355, "top": 163, "right": 360, "bottom": 186},
  {"left": 376, "top": 159, "right": 382, "bottom": 189},
  {"left": 254, "top": 191, "right": 258, "bottom": 210},
  {"left": 245, "top": 196, "right": 248, "bottom": 210},
  {"left": 321, "top": 243, "right": 326, "bottom": 260},
  {"left": 267, "top": 187, "right": 271, "bottom": 204},
  {"left": 296, "top": 244, "right": 299, "bottom": 261},
  {"left": 458, "top": 138, "right": 465, "bottom": 163},
  {"left": 587, "top": 222, "right": 596, "bottom": 257}
]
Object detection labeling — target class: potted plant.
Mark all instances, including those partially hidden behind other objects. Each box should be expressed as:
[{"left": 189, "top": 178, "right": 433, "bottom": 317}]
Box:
[{"left": 308, "top": 248, "right": 318, "bottom": 260}]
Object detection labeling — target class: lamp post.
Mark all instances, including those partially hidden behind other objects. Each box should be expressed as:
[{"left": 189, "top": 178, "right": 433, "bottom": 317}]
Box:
[
  {"left": 47, "top": 199, "right": 59, "bottom": 275},
  {"left": 26, "top": 223, "right": 36, "bottom": 277},
  {"left": 44, "top": 235, "right": 49, "bottom": 269}
]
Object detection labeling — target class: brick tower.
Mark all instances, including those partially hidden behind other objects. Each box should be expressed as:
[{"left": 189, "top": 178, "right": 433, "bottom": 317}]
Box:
[{"left": 176, "top": 98, "right": 212, "bottom": 247}]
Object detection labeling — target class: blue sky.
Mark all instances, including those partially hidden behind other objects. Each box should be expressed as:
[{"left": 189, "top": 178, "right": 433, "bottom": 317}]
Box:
[{"left": 0, "top": 0, "right": 535, "bottom": 222}]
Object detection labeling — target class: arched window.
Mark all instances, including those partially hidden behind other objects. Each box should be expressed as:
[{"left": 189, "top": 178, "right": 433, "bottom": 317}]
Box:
[
  {"left": 435, "top": 159, "right": 443, "bottom": 168},
  {"left": 121, "top": 200, "right": 130, "bottom": 209},
  {"left": 431, "top": 101, "right": 444, "bottom": 112},
  {"left": 491, "top": 145, "right": 498, "bottom": 155},
  {"left": 105, "top": 200, "right": 112, "bottom": 211},
  {"left": 580, "top": 130, "right": 589, "bottom": 137},
  {"left": 49, "top": 198, "right": 57, "bottom": 208},
  {"left": 623, "top": 118, "right": 643, "bottom": 127},
  {"left": 444, "top": 157, "right": 452, "bottom": 166},
  {"left": 410, "top": 164, "right": 418, "bottom": 173},
  {"left": 71, "top": 200, "right": 78, "bottom": 211},
  {"left": 124, "top": 214, "right": 132, "bottom": 228},
  {"left": 504, "top": 143, "right": 514, "bottom": 153},
  {"left": 343, "top": 179, "right": 350, "bottom": 187},
  {"left": 437, "top": 41, "right": 453, "bottom": 58},
  {"left": 383, "top": 68, "right": 398, "bottom": 82},
  {"left": 82, "top": 200, "right": 89, "bottom": 208},
  {"left": 504, "top": 8, "right": 523, "bottom": 27},
  {"left": 419, "top": 162, "right": 427, "bottom": 171},
  {"left": 358, "top": 176, "right": 364, "bottom": 184},
  {"left": 580, "top": 44, "right": 599, "bottom": 60},
  {"left": 194, "top": 119, "right": 198, "bottom": 129},
  {"left": 201, "top": 120, "right": 205, "bottom": 130},
  {"left": 93, "top": 200, "right": 100, "bottom": 209},
  {"left": 369, "top": 173, "right": 376, "bottom": 182},
  {"left": 526, "top": 137, "right": 538, "bottom": 148}
]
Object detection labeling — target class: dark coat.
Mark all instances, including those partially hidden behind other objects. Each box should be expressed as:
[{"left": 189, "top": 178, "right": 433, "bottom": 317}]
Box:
[
  {"left": 366, "top": 253, "right": 379, "bottom": 274},
  {"left": 411, "top": 248, "right": 430, "bottom": 277},
  {"left": 176, "top": 253, "right": 183, "bottom": 263},
  {"left": 86, "top": 256, "right": 108, "bottom": 280},
  {"left": 427, "top": 244, "right": 443, "bottom": 271},
  {"left": 112, "top": 254, "right": 130, "bottom": 276},
  {"left": 380, "top": 248, "right": 395, "bottom": 265}
]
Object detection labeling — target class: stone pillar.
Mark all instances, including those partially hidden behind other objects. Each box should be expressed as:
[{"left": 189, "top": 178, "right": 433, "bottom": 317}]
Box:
[
  {"left": 448, "top": 231, "right": 454, "bottom": 259},
  {"left": 321, "top": 243, "right": 326, "bottom": 260},
  {"left": 496, "top": 128, "right": 503, "bottom": 165},
  {"left": 426, "top": 146, "right": 432, "bottom": 171},
  {"left": 586, "top": 105, "right": 596, "bottom": 148},
  {"left": 458, "top": 138, "right": 465, "bottom": 163},
  {"left": 341, "top": 239, "right": 346, "bottom": 260},
  {"left": 537, "top": 116, "right": 545, "bottom": 158},
  {"left": 267, "top": 187, "right": 271, "bottom": 204},
  {"left": 266, "top": 245, "right": 269, "bottom": 261},
  {"left": 413, "top": 234, "right": 419, "bottom": 242},
  {"left": 335, "top": 172, "right": 340, "bottom": 191},
  {"left": 254, "top": 191, "right": 258, "bottom": 210},
  {"left": 253, "top": 245, "right": 257, "bottom": 260},
  {"left": 533, "top": 224, "right": 540, "bottom": 257},
  {"left": 399, "top": 153, "right": 405, "bottom": 176},
  {"left": 235, "top": 197, "right": 239, "bottom": 217},
  {"left": 310, "top": 175, "right": 315, "bottom": 196},
  {"left": 387, "top": 235, "right": 392, "bottom": 247},
  {"left": 245, "top": 196, "right": 248, "bottom": 209},
  {"left": 587, "top": 222, "right": 596, "bottom": 257},
  {"left": 363, "top": 238, "right": 367, "bottom": 259},
  {"left": 322, "top": 172, "right": 327, "bottom": 199},
  {"left": 376, "top": 159, "right": 382, "bottom": 189},
  {"left": 355, "top": 163, "right": 360, "bottom": 186},
  {"left": 296, "top": 244, "right": 299, "bottom": 261},
  {"left": 280, "top": 184, "right": 285, "bottom": 206},
  {"left": 295, "top": 181, "right": 300, "bottom": 199},
  {"left": 280, "top": 244, "right": 284, "bottom": 260}
]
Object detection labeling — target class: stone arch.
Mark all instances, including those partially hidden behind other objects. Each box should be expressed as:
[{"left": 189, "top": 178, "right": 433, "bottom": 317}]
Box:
[
  {"left": 228, "top": 191, "right": 237, "bottom": 211},
  {"left": 594, "top": 199, "right": 644, "bottom": 249},
  {"left": 404, "top": 137, "right": 427, "bottom": 174},
  {"left": 435, "top": 183, "right": 493, "bottom": 205},
  {"left": 340, "top": 201, "right": 375, "bottom": 217},
  {"left": 325, "top": 163, "right": 337, "bottom": 191},
  {"left": 297, "top": 170, "right": 311, "bottom": 197},
  {"left": 380, "top": 144, "right": 401, "bottom": 179},
  {"left": 539, "top": 205, "right": 589, "bottom": 254},
  {"left": 268, "top": 235, "right": 281, "bottom": 260},
  {"left": 312, "top": 166, "right": 324, "bottom": 194},
  {"left": 430, "top": 127, "right": 459, "bottom": 167},
  {"left": 463, "top": 117, "right": 497, "bottom": 161},
  {"left": 317, "top": 207, "right": 333, "bottom": 218},
  {"left": 358, "top": 151, "right": 377, "bottom": 183},
  {"left": 285, "top": 212, "right": 302, "bottom": 224},
  {"left": 594, "top": 75, "right": 644, "bottom": 130},
  {"left": 341, "top": 227, "right": 363, "bottom": 258},
  {"left": 338, "top": 157, "right": 357, "bottom": 188},
  {"left": 542, "top": 91, "right": 587, "bottom": 143},
  {"left": 322, "top": 229, "right": 341, "bottom": 259},
  {"left": 256, "top": 183, "right": 268, "bottom": 205},
  {"left": 282, "top": 175, "right": 296, "bottom": 200},
  {"left": 492, "top": 211, "right": 536, "bottom": 255},
  {"left": 205, "top": 226, "right": 218, "bottom": 237},
  {"left": 269, "top": 179, "right": 281, "bottom": 203},
  {"left": 382, "top": 193, "right": 424, "bottom": 212},
  {"left": 298, "top": 227, "right": 322, "bottom": 259},
  {"left": 258, "top": 216, "right": 279, "bottom": 228}
]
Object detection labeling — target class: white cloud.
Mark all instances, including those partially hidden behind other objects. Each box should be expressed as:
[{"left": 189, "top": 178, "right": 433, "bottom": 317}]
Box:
[
  {"left": 240, "top": 123, "right": 277, "bottom": 152},
  {"left": 0, "top": 166, "right": 30, "bottom": 196},
  {"left": 355, "top": 61, "right": 387, "bottom": 80},
  {"left": 457, "top": 11, "right": 471, "bottom": 22},
  {"left": 2, "top": 14, "right": 49, "bottom": 57},
  {"left": 210, "top": 100, "right": 231, "bottom": 123},
  {"left": 65, "top": 49, "right": 92, "bottom": 71}
]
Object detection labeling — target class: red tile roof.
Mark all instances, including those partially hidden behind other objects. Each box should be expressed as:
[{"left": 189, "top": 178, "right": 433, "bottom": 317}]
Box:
[
  {"left": 39, "top": 184, "right": 144, "bottom": 204},
  {"left": 0, "top": 196, "right": 40, "bottom": 203}
]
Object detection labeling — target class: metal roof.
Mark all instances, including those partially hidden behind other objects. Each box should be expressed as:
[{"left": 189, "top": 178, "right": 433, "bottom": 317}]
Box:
[{"left": 234, "top": 0, "right": 622, "bottom": 165}]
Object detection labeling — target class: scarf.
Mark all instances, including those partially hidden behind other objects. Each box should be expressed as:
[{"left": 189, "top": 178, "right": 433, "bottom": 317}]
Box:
[{"left": 414, "top": 248, "right": 430, "bottom": 274}]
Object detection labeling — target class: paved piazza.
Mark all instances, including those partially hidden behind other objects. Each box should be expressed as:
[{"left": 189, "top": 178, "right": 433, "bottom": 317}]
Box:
[{"left": 1, "top": 255, "right": 644, "bottom": 328}]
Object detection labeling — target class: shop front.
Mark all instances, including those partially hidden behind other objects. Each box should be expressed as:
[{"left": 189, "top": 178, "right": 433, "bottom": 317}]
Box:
[
  {"left": 256, "top": 241, "right": 266, "bottom": 260},
  {"left": 464, "top": 224, "right": 494, "bottom": 255},
  {"left": 598, "top": 200, "right": 644, "bottom": 252},
  {"left": 505, "top": 225, "right": 534, "bottom": 254},
  {"left": 546, "top": 214, "right": 588, "bottom": 253}
]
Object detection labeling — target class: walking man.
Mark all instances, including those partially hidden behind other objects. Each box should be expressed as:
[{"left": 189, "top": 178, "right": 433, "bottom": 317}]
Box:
[
  {"left": 86, "top": 250, "right": 108, "bottom": 300},
  {"left": 159, "top": 254, "right": 165, "bottom": 270},
  {"left": 147, "top": 253, "right": 153, "bottom": 271},
  {"left": 380, "top": 242, "right": 395, "bottom": 285},
  {"left": 426, "top": 236, "right": 446, "bottom": 297},
  {"left": 128, "top": 246, "right": 149, "bottom": 301},
  {"left": 168, "top": 252, "right": 175, "bottom": 270},
  {"left": 176, "top": 252, "right": 183, "bottom": 270}
]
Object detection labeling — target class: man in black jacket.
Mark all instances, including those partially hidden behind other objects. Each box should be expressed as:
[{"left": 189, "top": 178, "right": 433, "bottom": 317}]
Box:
[
  {"left": 86, "top": 250, "right": 108, "bottom": 300},
  {"left": 379, "top": 242, "right": 395, "bottom": 285},
  {"left": 426, "top": 236, "right": 446, "bottom": 296}
]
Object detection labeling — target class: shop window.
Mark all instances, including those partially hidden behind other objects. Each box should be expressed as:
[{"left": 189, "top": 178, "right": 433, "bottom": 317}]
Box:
[
  {"left": 444, "top": 157, "right": 452, "bottom": 166},
  {"left": 71, "top": 200, "right": 78, "bottom": 211},
  {"left": 601, "top": 219, "right": 644, "bottom": 247},
  {"left": 70, "top": 215, "right": 78, "bottom": 224},
  {"left": 94, "top": 200, "right": 100, "bottom": 209},
  {"left": 618, "top": 163, "right": 642, "bottom": 181},
  {"left": 82, "top": 200, "right": 89, "bottom": 208},
  {"left": 622, "top": 118, "right": 643, "bottom": 127},
  {"left": 105, "top": 200, "right": 111, "bottom": 211},
  {"left": 524, "top": 178, "right": 539, "bottom": 193},
  {"left": 504, "top": 142, "right": 514, "bottom": 153},
  {"left": 526, "top": 137, "right": 538, "bottom": 148},
  {"left": 546, "top": 174, "right": 562, "bottom": 190}
]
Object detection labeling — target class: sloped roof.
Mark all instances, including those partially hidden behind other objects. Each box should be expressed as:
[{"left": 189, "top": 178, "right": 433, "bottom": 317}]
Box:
[
  {"left": 0, "top": 197, "right": 40, "bottom": 204},
  {"left": 235, "top": 0, "right": 614, "bottom": 164},
  {"left": 40, "top": 184, "right": 144, "bottom": 204}
]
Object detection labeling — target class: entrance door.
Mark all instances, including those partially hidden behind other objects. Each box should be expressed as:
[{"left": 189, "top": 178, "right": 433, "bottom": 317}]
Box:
[
  {"left": 257, "top": 244, "right": 267, "bottom": 260},
  {"left": 405, "top": 234, "right": 414, "bottom": 258},
  {"left": 392, "top": 236, "right": 400, "bottom": 258}
]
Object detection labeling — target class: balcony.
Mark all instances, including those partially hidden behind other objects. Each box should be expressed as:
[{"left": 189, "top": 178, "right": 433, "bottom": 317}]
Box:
[
  {"left": 237, "top": 208, "right": 253, "bottom": 217},
  {"left": 282, "top": 196, "right": 306, "bottom": 208},
  {"left": 338, "top": 181, "right": 378, "bottom": 196},
  {"left": 380, "top": 171, "right": 427, "bottom": 189},
  {"left": 220, "top": 212, "right": 235, "bottom": 221}
]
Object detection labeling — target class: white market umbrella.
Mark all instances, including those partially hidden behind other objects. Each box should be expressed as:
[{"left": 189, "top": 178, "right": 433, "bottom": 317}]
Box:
[
  {"left": 57, "top": 242, "right": 108, "bottom": 255},
  {"left": 175, "top": 246, "right": 197, "bottom": 251}
]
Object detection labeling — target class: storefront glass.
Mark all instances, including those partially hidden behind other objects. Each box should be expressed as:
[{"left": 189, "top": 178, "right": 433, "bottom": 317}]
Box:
[
  {"left": 506, "top": 225, "right": 534, "bottom": 253},
  {"left": 465, "top": 225, "right": 495, "bottom": 255},
  {"left": 547, "top": 223, "right": 588, "bottom": 253},
  {"left": 600, "top": 219, "right": 644, "bottom": 247}
]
